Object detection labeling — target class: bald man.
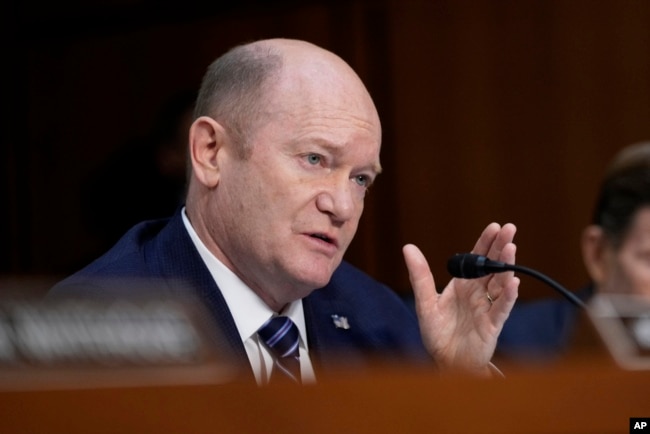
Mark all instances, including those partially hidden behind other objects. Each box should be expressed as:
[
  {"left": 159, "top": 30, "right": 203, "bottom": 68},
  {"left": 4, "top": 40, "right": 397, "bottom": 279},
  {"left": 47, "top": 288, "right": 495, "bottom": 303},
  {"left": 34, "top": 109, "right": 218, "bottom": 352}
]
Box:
[{"left": 51, "top": 39, "right": 519, "bottom": 384}]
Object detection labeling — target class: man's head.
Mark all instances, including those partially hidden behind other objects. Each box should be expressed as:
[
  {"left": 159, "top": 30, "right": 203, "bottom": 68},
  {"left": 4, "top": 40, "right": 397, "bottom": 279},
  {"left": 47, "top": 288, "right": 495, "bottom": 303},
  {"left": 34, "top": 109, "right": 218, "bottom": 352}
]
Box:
[
  {"left": 185, "top": 39, "right": 382, "bottom": 311},
  {"left": 582, "top": 141, "right": 650, "bottom": 298}
]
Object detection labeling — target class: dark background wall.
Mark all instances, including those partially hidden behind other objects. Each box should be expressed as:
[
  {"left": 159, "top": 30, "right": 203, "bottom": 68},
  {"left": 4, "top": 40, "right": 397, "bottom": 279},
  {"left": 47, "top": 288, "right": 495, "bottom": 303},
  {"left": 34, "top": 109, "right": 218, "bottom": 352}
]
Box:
[{"left": 2, "top": 0, "right": 650, "bottom": 300}]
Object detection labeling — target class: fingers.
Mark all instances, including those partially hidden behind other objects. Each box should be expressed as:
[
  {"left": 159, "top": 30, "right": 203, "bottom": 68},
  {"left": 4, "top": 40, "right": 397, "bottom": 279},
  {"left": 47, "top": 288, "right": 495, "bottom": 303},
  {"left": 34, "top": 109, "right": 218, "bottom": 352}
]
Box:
[
  {"left": 470, "top": 222, "right": 501, "bottom": 255},
  {"left": 482, "top": 235, "right": 519, "bottom": 328},
  {"left": 402, "top": 244, "right": 437, "bottom": 308},
  {"left": 471, "top": 222, "right": 517, "bottom": 263},
  {"left": 487, "top": 271, "right": 520, "bottom": 327},
  {"left": 469, "top": 222, "right": 519, "bottom": 318}
]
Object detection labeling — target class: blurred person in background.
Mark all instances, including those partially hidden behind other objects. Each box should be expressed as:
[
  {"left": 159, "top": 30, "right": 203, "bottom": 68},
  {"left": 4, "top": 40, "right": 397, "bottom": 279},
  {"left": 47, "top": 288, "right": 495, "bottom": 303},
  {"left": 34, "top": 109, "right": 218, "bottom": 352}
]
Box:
[{"left": 497, "top": 141, "right": 650, "bottom": 361}]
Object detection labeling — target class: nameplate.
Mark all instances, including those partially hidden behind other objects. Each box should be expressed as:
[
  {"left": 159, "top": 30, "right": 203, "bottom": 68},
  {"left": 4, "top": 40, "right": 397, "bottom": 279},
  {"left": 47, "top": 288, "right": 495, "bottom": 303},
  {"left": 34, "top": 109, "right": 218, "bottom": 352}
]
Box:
[
  {"left": 589, "top": 294, "right": 650, "bottom": 370},
  {"left": 0, "top": 297, "right": 238, "bottom": 390}
]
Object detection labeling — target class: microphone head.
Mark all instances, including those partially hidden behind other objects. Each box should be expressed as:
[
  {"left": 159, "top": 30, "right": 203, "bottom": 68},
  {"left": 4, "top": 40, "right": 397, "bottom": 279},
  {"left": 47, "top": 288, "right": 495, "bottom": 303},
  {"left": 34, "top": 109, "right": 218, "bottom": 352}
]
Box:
[{"left": 447, "top": 253, "right": 490, "bottom": 279}]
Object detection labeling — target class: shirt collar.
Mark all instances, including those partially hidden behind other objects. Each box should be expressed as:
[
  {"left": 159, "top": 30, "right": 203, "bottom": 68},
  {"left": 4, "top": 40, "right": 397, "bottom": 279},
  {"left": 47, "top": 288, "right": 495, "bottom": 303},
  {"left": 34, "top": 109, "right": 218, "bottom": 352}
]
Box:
[{"left": 181, "top": 207, "right": 308, "bottom": 346}]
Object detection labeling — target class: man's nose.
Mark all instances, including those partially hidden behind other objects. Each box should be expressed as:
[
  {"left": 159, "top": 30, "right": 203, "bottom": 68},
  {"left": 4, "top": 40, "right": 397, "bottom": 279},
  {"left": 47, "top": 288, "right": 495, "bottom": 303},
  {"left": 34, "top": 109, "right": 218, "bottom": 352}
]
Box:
[{"left": 315, "top": 176, "right": 357, "bottom": 222}]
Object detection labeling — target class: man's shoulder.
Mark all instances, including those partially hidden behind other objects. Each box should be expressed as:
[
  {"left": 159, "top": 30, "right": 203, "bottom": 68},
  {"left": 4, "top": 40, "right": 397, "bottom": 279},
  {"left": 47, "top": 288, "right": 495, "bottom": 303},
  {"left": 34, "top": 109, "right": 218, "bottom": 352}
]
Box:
[
  {"left": 49, "top": 216, "right": 178, "bottom": 297},
  {"left": 497, "top": 287, "right": 593, "bottom": 357},
  {"left": 505, "top": 285, "right": 593, "bottom": 327},
  {"left": 82, "top": 217, "right": 172, "bottom": 272}
]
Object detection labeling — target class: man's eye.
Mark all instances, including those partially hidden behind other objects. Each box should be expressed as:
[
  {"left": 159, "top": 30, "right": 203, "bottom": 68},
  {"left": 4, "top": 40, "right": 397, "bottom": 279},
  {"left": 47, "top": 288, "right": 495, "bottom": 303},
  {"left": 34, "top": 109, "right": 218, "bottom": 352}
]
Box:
[
  {"left": 306, "top": 154, "right": 321, "bottom": 165},
  {"left": 354, "top": 175, "right": 370, "bottom": 187}
]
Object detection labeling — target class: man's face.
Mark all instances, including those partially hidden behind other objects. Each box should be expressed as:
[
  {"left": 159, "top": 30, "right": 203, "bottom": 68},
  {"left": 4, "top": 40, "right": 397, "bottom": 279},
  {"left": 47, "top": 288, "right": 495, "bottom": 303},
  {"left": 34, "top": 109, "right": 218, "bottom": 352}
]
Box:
[
  {"left": 601, "top": 207, "right": 650, "bottom": 299},
  {"left": 207, "top": 66, "right": 382, "bottom": 308}
]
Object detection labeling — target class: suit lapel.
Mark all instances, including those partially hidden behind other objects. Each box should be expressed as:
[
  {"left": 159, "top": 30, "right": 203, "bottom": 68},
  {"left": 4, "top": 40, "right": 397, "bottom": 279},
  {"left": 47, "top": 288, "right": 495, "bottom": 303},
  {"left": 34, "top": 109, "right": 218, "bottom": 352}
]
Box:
[{"left": 143, "top": 211, "right": 252, "bottom": 378}]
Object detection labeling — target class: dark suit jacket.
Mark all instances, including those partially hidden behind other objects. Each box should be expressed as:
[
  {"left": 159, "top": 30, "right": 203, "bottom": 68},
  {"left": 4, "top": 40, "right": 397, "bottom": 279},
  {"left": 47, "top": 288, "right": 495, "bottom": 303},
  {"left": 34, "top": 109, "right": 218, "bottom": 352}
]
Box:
[
  {"left": 496, "top": 286, "right": 593, "bottom": 361},
  {"left": 50, "top": 209, "right": 429, "bottom": 381}
]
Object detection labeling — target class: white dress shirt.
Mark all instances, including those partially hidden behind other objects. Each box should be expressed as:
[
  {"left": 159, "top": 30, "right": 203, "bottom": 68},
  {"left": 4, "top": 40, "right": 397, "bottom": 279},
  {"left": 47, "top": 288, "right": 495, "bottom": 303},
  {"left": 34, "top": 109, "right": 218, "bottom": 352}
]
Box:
[{"left": 181, "top": 208, "right": 316, "bottom": 384}]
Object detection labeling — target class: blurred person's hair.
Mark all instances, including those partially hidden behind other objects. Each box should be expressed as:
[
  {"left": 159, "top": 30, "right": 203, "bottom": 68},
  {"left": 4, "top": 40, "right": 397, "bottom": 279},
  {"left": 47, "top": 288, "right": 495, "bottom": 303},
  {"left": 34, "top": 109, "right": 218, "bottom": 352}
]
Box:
[{"left": 592, "top": 141, "right": 650, "bottom": 247}]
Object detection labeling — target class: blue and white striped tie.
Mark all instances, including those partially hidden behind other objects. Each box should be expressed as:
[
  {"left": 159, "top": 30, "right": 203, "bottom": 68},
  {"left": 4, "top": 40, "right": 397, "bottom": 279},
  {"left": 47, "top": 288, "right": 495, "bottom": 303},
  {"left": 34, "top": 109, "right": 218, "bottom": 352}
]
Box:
[{"left": 257, "top": 316, "right": 301, "bottom": 384}]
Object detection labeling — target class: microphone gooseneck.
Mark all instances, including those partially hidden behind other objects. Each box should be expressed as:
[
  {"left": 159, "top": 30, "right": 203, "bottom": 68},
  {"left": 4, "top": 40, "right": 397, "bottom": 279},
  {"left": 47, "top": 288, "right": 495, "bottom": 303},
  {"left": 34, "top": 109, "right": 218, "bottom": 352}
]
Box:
[{"left": 447, "top": 253, "right": 587, "bottom": 309}]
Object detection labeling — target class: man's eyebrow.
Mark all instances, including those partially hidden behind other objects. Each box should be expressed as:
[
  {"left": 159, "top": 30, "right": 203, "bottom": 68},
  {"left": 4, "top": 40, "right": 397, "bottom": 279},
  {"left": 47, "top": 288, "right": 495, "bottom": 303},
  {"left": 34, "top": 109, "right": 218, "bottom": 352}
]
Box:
[{"left": 308, "top": 139, "right": 382, "bottom": 174}]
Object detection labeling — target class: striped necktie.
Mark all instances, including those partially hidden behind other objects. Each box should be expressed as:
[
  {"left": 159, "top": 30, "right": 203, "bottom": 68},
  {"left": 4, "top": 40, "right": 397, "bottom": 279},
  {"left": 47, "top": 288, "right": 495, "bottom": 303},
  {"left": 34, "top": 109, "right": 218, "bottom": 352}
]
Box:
[{"left": 257, "top": 316, "right": 301, "bottom": 384}]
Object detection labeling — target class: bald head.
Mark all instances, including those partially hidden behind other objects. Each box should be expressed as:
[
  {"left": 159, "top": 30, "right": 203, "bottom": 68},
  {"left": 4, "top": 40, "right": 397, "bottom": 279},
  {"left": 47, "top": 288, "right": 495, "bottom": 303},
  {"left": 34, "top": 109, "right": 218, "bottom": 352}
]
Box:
[{"left": 193, "top": 38, "right": 380, "bottom": 157}]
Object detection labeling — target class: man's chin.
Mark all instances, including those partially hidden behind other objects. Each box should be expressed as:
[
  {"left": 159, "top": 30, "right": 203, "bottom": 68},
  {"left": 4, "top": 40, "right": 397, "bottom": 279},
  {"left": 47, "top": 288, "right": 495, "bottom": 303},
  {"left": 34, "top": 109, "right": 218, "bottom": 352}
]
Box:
[
  {"left": 291, "top": 264, "right": 339, "bottom": 291},
  {"left": 275, "top": 253, "right": 340, "bottom": 289},
  {"left": 297, "top": 273, "right": 334, "bottom": 291}
]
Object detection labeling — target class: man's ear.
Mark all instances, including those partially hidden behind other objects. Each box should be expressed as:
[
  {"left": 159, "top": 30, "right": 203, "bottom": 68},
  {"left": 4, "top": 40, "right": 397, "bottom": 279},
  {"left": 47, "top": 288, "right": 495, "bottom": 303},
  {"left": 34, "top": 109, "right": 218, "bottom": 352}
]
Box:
[
  {"left": 581, "top": 225, "right": 609, "bottom": 284},
  {"left": 189, "top": 116, "right": 229, "bottom": 188}
]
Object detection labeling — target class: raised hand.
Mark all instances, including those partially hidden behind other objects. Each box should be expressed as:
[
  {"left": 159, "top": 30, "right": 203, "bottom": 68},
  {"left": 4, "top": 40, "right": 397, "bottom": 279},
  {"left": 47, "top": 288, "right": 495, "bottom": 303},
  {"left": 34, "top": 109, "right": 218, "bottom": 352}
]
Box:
[{"left": 403, "top": 223, "right": 520, "bottom": 375}]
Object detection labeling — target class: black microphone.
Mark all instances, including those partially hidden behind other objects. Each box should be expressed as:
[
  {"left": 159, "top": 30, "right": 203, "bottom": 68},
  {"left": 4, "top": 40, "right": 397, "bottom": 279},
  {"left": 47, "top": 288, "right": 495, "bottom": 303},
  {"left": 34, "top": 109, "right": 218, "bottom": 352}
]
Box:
[{"left": 447, "top": 253, "right": 586, "bottom": 309}]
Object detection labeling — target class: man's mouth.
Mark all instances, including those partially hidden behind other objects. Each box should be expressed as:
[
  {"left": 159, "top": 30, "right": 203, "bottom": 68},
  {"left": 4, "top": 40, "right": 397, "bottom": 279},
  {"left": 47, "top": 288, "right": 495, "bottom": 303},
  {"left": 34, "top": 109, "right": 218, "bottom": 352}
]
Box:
[{"left": 310, "top": 233, "right": 336, "bottom": 246}]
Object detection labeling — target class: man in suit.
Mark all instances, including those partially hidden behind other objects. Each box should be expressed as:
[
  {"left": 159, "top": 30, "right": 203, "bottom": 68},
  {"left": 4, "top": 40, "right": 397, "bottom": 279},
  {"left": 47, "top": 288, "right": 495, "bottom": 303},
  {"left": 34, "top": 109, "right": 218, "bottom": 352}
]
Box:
[{"left": 51, "top": 38, "right": 520, "bottom": 384}]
